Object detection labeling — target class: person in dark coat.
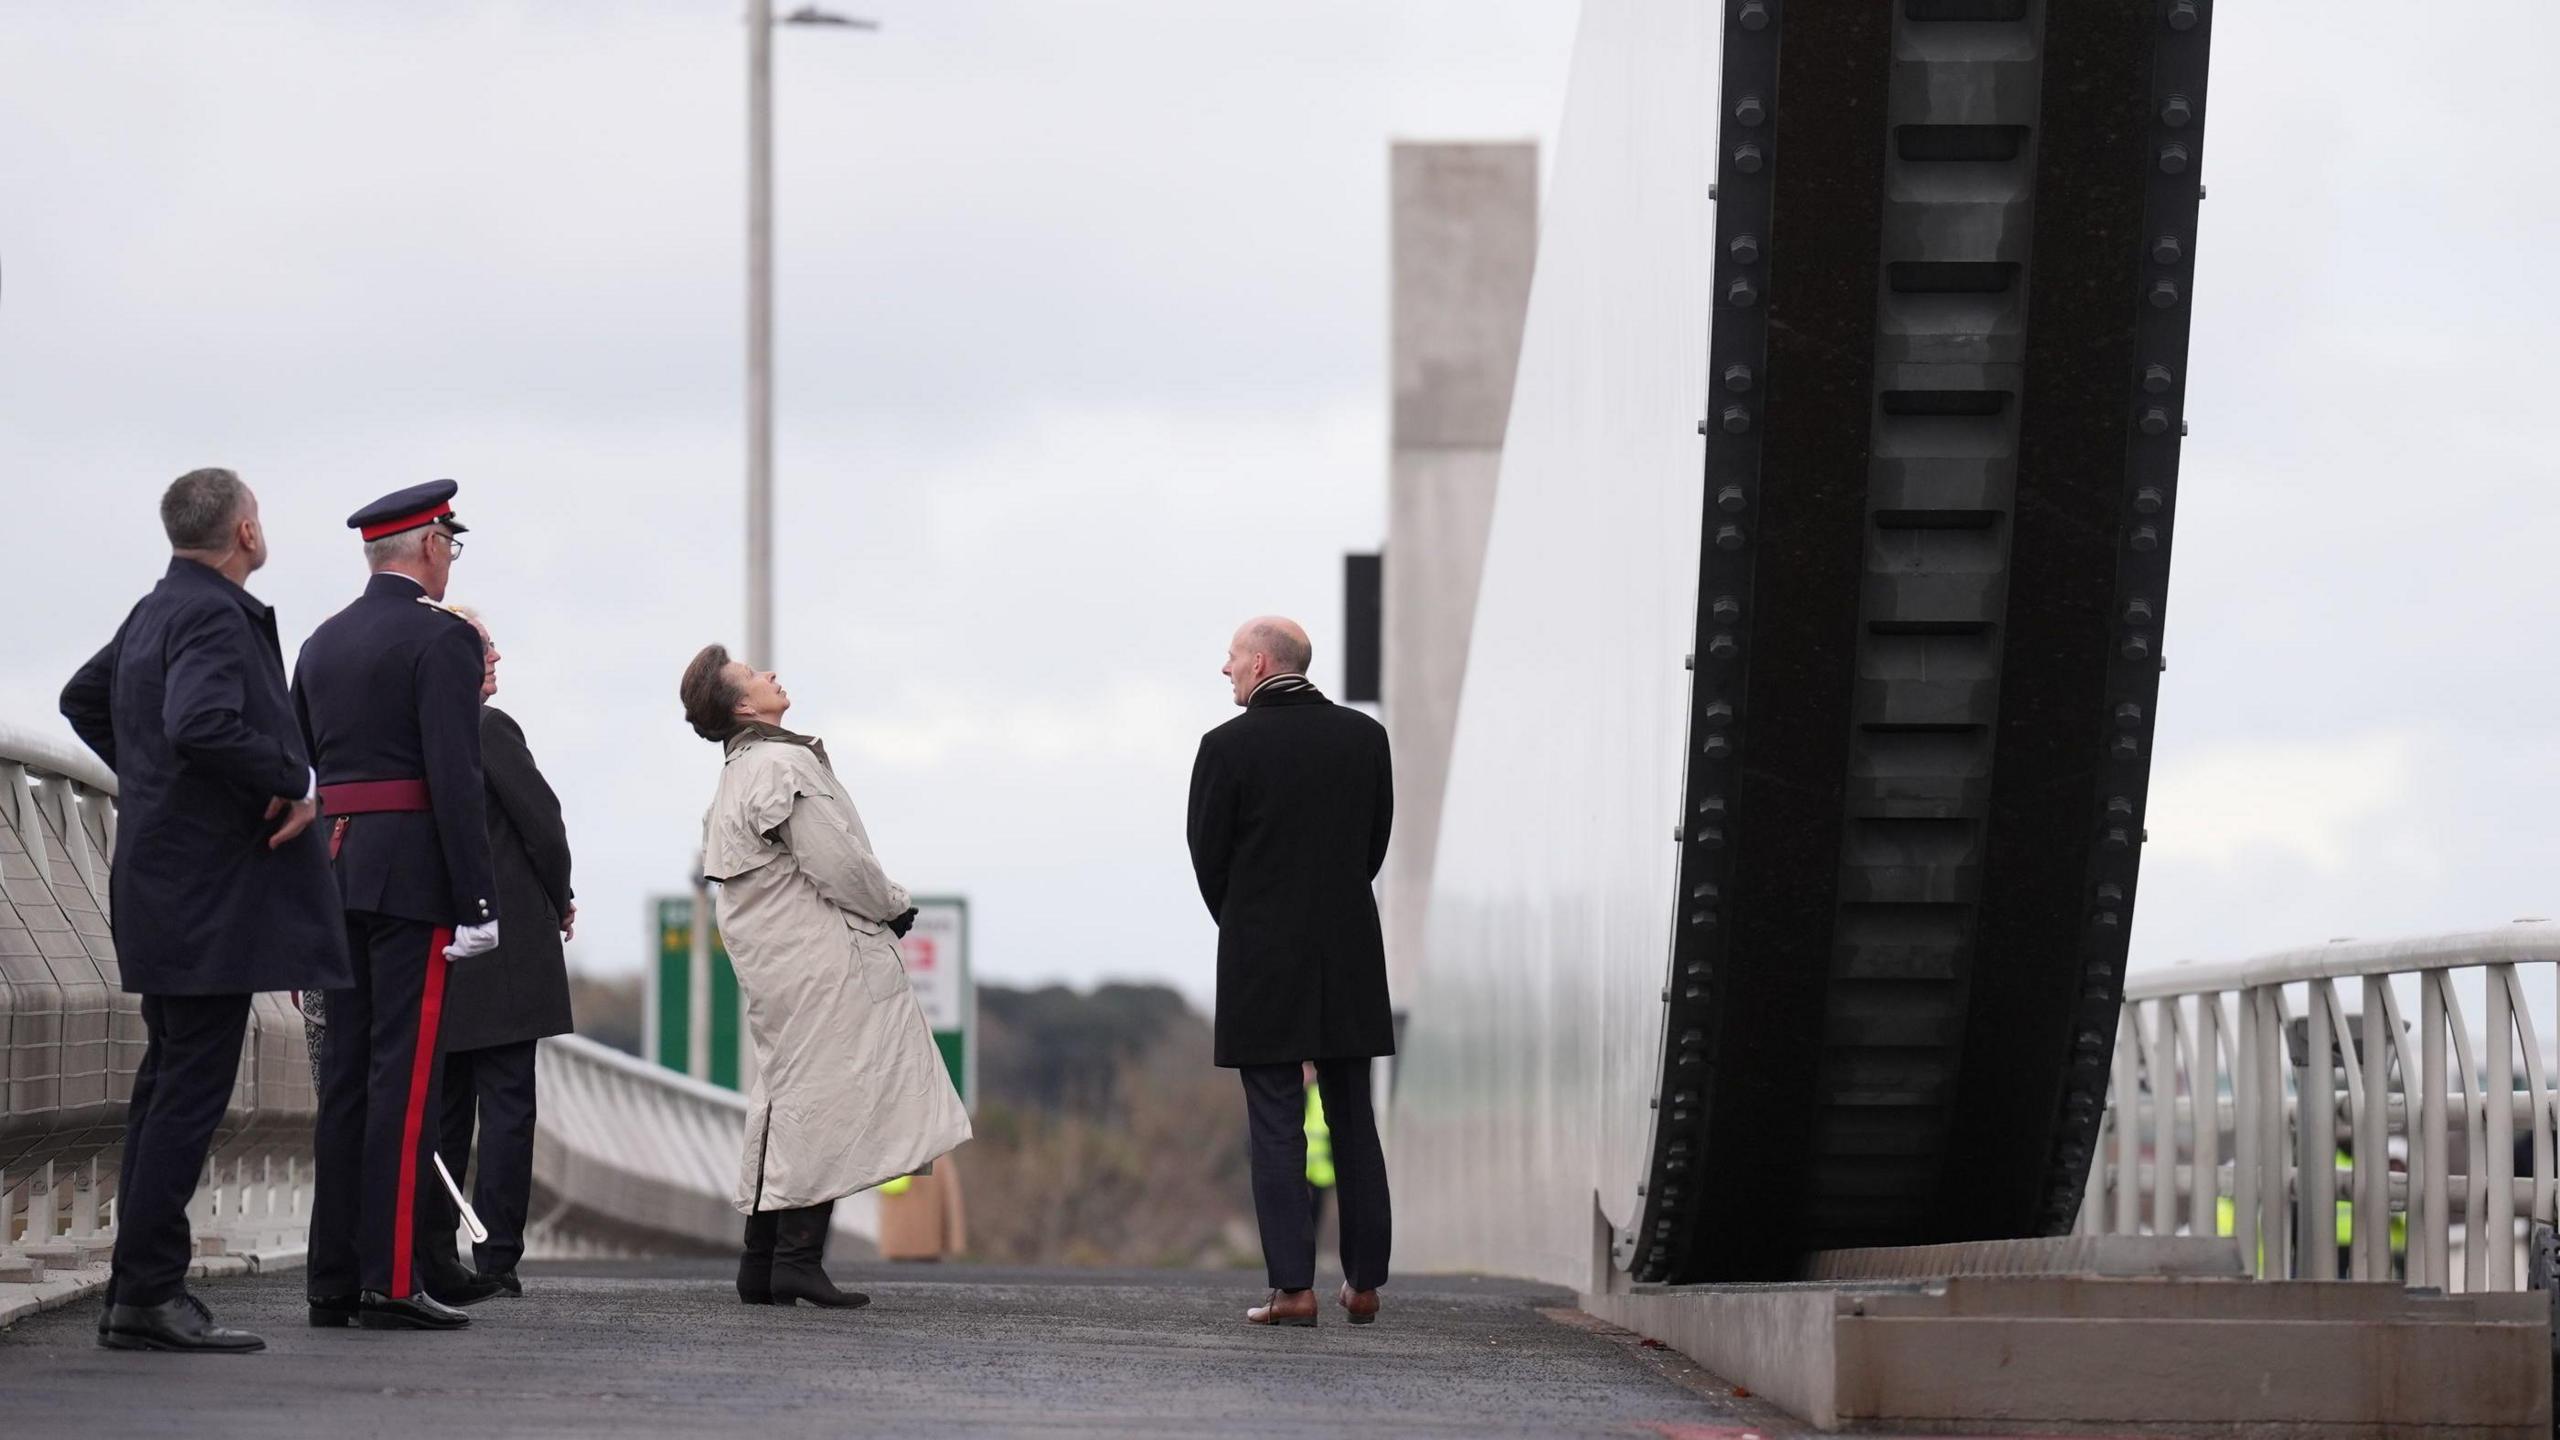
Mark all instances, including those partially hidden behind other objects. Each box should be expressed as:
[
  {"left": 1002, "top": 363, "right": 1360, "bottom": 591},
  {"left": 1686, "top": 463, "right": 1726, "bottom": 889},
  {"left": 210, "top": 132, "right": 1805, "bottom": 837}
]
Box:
[
  {"left": 59, "top": 468, "right": 353, "bottom": 1354},
  {"left": 414, "top": 605, "right": 575, "bottom": 1301},
  {"left": 1186, "top": 615, "right": 1394, "bottom": 1329},
  {"left": 293, "top": 479, "right": 500, "bottom": 1332}
]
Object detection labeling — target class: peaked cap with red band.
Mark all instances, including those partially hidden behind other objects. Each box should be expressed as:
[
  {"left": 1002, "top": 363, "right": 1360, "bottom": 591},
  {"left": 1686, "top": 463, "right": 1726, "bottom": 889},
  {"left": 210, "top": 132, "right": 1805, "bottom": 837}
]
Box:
[{"left": 348, "top": 479, "right": 470, "bottom": 541}]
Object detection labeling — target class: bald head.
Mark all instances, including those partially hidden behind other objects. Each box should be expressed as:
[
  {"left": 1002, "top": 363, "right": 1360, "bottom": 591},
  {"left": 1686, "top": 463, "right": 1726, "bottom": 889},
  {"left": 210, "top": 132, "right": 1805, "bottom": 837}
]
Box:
[
  {"left": 1222, "top": 616, "right": 1313, "bottom": 706},
  {"left": 1240, "top": 617, "right": 1311, "bottom": 673}
]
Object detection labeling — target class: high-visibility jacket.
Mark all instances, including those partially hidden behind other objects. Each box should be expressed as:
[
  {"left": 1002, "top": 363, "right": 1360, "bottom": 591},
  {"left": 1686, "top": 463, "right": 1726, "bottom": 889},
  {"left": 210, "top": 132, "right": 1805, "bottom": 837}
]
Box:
[
  {"left": 2214, "top": 1151, "right": 2405, "bottom": 1253},
  {"left": 1305, "top": 1087, "right": 1335, "bottom": 1190}
]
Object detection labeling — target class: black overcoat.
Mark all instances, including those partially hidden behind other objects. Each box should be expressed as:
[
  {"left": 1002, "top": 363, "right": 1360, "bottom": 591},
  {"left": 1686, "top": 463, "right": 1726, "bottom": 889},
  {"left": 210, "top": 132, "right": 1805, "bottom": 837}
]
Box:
[
  {"left": 1186, "top": 682, "right": 1395, "bottom": 1067},
  {"left": 58, "top": 559, "right": 353, "bottom": 996},
  {"left": 438, "top": 705, "right": 575, "bottom": 1052},
  {"left": 291, "top": 572, "right": 498, "bottom": 928}
]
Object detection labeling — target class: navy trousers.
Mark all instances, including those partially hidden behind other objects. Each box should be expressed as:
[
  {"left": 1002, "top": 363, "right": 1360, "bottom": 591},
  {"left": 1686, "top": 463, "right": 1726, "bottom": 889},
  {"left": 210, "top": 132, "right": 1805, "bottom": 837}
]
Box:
[
  {"left": 307, "top": 912, "right": 451, "bottom": 1298},
  {"left": 1240, "top": 1060, "right": 1391, "bottom": 1292},
  {"left": 416, "top": 1038, "right": 538, "bottom": 1280},
  {"left": 108, "top": 993, "right": 253, "bottom": 1309}
]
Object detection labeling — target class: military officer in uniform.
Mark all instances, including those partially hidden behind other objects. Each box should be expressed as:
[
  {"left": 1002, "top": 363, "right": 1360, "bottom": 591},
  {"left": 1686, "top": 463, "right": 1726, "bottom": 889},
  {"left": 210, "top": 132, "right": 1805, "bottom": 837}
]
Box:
[{"left": 293, "top": 480, "right": 500, "bottom": 1331}]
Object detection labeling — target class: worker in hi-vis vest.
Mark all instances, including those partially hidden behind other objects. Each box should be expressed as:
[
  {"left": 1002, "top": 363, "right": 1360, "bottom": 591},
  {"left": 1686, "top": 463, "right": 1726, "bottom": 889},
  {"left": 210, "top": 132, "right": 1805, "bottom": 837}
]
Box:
[
  {"left": 1304, "top": 1060, "right": 1336, "bottom": 1231},
  {"left": 2215, "top": 1146, "right": 2404, "bottom": 1276}
]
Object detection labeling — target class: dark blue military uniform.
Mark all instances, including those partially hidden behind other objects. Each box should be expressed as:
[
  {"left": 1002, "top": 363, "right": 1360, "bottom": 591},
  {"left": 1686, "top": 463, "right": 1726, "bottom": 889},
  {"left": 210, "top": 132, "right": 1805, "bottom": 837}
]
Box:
[
  {"left": 61, "top": 558, "right": 352, "bottom": 1318},
  {"left": 293, "top": 482, "right": 499, "bottom": 1315}
]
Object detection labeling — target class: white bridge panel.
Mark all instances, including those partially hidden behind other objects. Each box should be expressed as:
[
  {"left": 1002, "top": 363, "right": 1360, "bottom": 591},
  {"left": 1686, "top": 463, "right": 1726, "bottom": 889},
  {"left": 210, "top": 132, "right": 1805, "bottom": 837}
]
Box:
[{"left": 1391, "top": 0, "right": 1715, "bottom": 1292}]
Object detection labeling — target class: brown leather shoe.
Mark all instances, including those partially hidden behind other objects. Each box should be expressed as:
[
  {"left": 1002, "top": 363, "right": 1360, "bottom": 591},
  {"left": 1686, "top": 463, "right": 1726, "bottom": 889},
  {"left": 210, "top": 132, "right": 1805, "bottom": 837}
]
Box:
[
  {"left": 1338, "top": 1283, "right": 1380, "bottom": 1326},
  {"left": 1245, "top": 1288, "right": 1318, "bottom": 1327}
]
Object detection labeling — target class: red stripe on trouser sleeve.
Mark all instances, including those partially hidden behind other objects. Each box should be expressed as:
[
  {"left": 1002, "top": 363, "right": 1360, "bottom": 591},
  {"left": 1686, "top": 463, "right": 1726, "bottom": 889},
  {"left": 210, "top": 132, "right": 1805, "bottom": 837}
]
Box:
[{"left": 390, "top": 927, "right": 453, "bottom": 1298}]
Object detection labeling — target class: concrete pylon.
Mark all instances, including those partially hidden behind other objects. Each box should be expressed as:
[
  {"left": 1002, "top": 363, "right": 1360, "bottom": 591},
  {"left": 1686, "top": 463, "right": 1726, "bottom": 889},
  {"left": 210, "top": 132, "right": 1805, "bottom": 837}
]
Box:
[{"left": 1378, "top": 142, "right": 1537, "bottom": 1008}]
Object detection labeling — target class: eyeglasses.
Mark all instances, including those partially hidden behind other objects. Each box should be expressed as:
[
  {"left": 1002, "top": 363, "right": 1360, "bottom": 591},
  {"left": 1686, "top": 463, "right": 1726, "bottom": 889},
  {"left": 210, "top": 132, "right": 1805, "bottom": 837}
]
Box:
[{"left": 433, "top": 530, "right": 466, "bottom": 560}]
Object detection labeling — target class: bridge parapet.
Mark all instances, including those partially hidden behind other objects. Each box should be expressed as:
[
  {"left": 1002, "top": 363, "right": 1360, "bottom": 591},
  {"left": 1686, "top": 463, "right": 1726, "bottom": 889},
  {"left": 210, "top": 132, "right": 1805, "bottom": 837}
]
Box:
[
  {"left": 2088, "top": 923, "right": 2560, "bottom": 1292},
  {"left": 1, "top": 716, "right": 319, "bottom": 1285},
  {"left": 527, "top": 1032, "right": 875, "bottom": 1258}
]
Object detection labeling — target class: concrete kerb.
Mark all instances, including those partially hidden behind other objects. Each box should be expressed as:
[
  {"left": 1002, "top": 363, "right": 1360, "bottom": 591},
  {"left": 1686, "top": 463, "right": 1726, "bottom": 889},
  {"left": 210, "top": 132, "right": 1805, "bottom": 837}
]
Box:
[
  {"left": 1580, "top": 1275, "right": 2554, "bottom": 1437},
  {"left": 0, "top": 1248, "right": 306, "bottom": 1331}
]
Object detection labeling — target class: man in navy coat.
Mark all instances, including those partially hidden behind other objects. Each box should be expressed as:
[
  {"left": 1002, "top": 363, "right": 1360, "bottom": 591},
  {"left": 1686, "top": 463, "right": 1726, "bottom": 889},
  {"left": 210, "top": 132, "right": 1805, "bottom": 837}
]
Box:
[
  {"left": 61, "top": 469, "right": 353, "bottom": 1353},
  {"left": 293, "top": 479, "right": 500, "bottom": 1331}
]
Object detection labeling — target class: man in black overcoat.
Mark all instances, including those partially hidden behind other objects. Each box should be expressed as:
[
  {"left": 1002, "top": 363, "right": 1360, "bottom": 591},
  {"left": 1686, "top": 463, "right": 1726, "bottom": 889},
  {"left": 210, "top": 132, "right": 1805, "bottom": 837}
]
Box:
[
  {"left": 292, "top": 479, "right": 500, "bottom": 1331},
  {"left": 60, "top": 469, "right": 353, "bottom": 1353},
  {"left": 414, "top": 606, "right": 575, "bottom": 1301},
  {"left": 1186, "top": 615, "right": 1395, "bottom": 1329}
]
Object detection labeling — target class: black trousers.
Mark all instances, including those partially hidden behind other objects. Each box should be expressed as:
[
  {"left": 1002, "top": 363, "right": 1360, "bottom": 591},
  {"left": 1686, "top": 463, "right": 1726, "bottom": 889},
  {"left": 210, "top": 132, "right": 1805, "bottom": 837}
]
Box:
[
  {"left": 108, "top": 993, "right": 253, "bottom": 1309},
  {"left": 416, "top": 1039, "right": 538, "bottom": 1279},
  {"left": 1240, "top": 1060, "right": 1390, "bottom": 1292},
  {"left": 308, "top": 912, "right": 452, "bottom": 1299}
]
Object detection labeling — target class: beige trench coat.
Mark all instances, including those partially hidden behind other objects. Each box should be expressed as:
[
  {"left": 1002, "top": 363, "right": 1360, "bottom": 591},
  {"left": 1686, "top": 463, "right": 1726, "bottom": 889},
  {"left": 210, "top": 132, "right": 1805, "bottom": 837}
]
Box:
[{"left": 701, "top": 733, "right": 970, "bottom": 1213}]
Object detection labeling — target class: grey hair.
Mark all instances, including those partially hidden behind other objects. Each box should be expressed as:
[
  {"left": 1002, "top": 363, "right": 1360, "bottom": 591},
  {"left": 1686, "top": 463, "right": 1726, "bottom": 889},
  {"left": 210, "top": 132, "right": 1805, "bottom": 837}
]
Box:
[
  {"left": 1244, "top": 619, "right": 1313, "bottom": 676},
  {"left": 160, "top": 468, "right": 248, "bottom": 550},
  {"left": 444, "top": 601, "right": 492, "bottom": 646},
  {"left": 363, "top": 528, "right": 432, "bottom": 569}
]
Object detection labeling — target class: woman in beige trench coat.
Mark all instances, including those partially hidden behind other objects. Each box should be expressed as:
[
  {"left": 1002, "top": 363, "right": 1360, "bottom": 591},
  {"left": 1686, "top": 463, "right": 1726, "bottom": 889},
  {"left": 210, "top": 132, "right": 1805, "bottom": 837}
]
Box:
[{"left": 678, "top": 645, "right": 971, "bottom": 1309}]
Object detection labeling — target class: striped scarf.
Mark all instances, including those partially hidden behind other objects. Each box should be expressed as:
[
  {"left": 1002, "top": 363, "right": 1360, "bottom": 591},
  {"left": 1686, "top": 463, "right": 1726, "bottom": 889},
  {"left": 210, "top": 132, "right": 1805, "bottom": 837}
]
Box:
[{"left": 1250, "top": 673, "right": 1321, "bottom": 701}]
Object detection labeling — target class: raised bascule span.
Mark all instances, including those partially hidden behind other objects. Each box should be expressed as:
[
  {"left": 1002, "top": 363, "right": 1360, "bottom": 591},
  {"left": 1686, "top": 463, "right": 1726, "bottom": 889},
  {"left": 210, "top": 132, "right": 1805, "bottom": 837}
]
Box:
[{"left": 1392, "top": 0, "right": 2214, "bottom": 1288}]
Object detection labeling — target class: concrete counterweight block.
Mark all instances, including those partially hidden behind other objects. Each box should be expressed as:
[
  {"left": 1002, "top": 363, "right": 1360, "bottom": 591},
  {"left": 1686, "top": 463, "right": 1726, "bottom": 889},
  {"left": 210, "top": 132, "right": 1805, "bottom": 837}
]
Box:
[{"left": 1587, "top": 1274, "right": 2551, "bottom": 1437}]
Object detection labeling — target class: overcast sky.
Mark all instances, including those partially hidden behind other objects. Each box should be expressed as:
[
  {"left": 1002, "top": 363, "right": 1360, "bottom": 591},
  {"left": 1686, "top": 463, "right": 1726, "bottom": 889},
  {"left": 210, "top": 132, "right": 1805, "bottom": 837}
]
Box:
[
  {"left": 5, "top": 1, "right": 2557, "bottom": 1005},
  {"left": 0, "top": 0, "right": 1576, "bottom": 1003}
]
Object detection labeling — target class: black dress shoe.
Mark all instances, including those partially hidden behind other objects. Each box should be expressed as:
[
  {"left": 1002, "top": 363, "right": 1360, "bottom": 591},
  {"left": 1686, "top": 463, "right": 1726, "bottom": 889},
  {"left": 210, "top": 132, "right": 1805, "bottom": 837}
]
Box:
[
  {"left": 425, "top": 1270, "right": 507, "bottom": 1307},
  {"left": 100, "top": 1294, "right": 266, "bottom": 1353},
  {"left": 481, "top": 1269, "right": 522, "bottom": 1298},
  {"left": 308, "top": 1293, "right": 360, "bottom": 1328},
  {"left": 356, "top": 1290, "right": 471, "bottom": 1330}
]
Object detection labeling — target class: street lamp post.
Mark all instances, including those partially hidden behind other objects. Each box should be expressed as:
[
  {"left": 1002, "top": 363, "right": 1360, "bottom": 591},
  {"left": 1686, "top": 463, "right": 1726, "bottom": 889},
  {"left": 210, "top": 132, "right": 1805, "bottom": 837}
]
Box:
[
  {"left": 746, "top": 1, "right": 875, "bottom": 670},
  {"left": 702, "top": 1, "right": 876, "bottom": 1094}
]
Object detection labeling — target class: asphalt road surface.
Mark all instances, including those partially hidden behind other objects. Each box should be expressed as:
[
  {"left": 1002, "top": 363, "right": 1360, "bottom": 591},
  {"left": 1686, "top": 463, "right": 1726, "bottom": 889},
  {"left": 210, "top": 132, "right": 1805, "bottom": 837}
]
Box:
[{"left": 0, "top": 1261, "right": 1807, "bottom": 1439}]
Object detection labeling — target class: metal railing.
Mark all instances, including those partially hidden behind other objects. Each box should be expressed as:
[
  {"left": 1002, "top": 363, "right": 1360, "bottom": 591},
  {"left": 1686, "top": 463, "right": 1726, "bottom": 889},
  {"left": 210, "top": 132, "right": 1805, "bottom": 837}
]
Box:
[
  {"left": 2081, "top": 924, "right": 2560, "bottom": 1291},
  {"left": 528, "top": 1032, "right": 874, "bottom": 1258},
  {"left": 2, "top": 716, "right": 322, "bottom": 1283}
]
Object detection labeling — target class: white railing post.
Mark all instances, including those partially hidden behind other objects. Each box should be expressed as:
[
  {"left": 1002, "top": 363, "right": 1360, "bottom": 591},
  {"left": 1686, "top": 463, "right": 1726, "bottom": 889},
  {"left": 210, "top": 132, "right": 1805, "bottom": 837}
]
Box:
[
  {"left": 2194, "top": 991, "right": 2224, "bottom": 1243},
  {"left": 2503, "top": 966, "right": 2553, "bottom": 1232},
  {"left": 2149, "top": 998, "right": 2178, "bottom": 1235},
  {"left": 2260, "top": 985, "right": 2293, "bottom": 1280},
  {"left": 2484, "top": 965, "right": 2515, "bottom": 1290},
  {"left": 2416, "top": 970, "right": 2449, "bottom": 1289},
  {"left": 2355, "top": 977, "right": 2389, "bottom": 1280},
  {"left": 2298, "top": 981, "right": 2334, "bottom": 1277},
  {"left": 2232, "top": 987, "right": 2262, "bottom": 1271},
  {"left": 2112, "top": 1006, "right": 2140, "bottom": 1235}
]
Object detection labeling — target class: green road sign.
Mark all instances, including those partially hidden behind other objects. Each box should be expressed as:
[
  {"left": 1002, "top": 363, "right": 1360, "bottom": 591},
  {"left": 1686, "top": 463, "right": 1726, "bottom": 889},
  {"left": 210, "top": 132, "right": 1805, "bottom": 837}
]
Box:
[
  {"left": 653, "top": 895, "right": 740, "bottom": 1089},
  {"left": 651, "top": 892, "right": 970, "bottom": 1106}
]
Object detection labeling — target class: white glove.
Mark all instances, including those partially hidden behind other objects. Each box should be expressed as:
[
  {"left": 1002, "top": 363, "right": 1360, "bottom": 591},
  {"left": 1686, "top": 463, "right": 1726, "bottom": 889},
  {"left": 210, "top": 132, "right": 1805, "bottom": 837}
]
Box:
[{"left": 445, "top": 921, "right": 500, "bottom": 960}]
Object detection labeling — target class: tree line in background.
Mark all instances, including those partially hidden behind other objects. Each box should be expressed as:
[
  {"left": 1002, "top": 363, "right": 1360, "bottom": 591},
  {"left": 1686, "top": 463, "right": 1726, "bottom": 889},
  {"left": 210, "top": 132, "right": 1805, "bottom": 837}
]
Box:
[{"left": 569, "top": 973, "right": 1256, "bottom": 1268}]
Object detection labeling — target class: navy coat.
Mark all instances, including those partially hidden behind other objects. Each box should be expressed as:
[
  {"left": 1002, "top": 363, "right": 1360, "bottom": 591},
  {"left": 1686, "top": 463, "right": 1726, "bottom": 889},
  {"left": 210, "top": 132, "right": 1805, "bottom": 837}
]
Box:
[
  {"left": 1186, "top": 682, "right": 1395, "bottom": 1067},
  {"left": 438, "top": 705, "right": 575, "bottom": 1052},
  {"left": 292, "top": 573, "right": 498, "bottom": 928},
  {"left": 59, "top": 559, "right": 353, "bottom": 996}
]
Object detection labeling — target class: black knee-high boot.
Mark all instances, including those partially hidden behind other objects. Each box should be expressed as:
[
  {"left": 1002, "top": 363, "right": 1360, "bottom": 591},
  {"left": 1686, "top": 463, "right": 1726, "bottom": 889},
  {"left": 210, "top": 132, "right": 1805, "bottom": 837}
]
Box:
[
  {"left": 738, "top": 1210, "right": 780, "bottom": 1305},
  {"left": 770, "top": 1201, "right": 868, "bottom": 1309}
]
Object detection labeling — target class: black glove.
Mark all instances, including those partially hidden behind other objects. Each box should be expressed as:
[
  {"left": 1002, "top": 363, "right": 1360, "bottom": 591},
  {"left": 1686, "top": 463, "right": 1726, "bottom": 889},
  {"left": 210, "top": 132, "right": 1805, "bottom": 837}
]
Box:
[{"left": 887, "top": 907, "right": 918, "bottom": 939}]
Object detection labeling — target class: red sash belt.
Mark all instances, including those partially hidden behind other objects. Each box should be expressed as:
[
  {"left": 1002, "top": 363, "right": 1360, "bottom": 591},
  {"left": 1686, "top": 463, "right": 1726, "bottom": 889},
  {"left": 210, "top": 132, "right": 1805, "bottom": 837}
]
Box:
[{"left": 319, "top": 779, "right": 430, "bottom": 814}]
